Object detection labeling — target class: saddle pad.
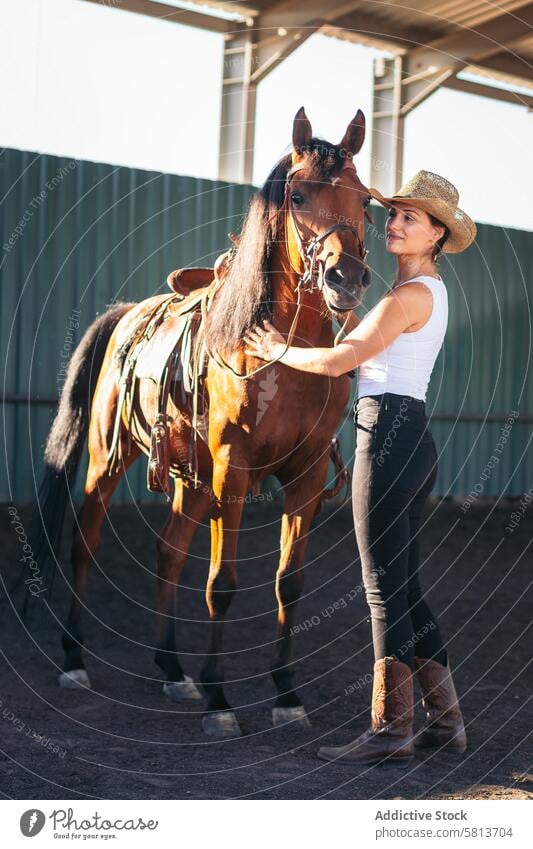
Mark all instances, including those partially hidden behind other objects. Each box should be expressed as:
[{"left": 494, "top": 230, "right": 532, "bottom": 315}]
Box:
[
  {"left": 134, "top": 286, "right": 207, "bottom": 381},
  {"left": 134, "top": 314, "right": 190, "bottom": 382}
]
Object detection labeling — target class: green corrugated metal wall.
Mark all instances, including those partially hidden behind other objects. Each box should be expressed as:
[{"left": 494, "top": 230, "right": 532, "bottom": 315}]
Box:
[{"left": 1, "top": 147, "right": 531, "bottom": 503}]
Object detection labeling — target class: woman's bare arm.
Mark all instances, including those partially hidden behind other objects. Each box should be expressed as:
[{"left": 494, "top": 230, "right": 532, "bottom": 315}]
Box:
[
  {"left": 244, "top": 283, "right": 432, "bottom": 377},
  {"left": 334, "top": 311, "right": 362, "bottom": 345}
]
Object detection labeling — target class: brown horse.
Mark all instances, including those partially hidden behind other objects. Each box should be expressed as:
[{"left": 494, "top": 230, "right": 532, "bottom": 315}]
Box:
[{"left": 33, "top": 107, "right": 371, "bottom": 737}]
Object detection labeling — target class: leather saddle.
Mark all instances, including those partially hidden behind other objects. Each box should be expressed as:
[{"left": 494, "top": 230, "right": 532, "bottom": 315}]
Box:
[
  {"left": 109, "top": 243, "right": 238, "bottom": 496},
  {"left": 167, "top": 266, "right": 214, "bottom": 297},
  {"left": 166, "top": 242, "right": 236, "bottom": 297}
]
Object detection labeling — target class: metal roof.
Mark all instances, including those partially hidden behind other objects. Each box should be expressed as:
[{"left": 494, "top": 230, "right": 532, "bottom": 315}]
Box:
[
  {"left": 233, "top": 1, "right": 533, "bottom": 89},
  {"left": 95, "top": 0, "right": 532, "bottom": 92}
]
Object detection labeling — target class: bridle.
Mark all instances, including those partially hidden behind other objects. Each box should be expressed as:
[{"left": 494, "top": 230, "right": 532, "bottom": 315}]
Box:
[
  {"left": 283, "top": 159, "right": 370, "bottom": 294},
  {"left": 204, "top": 157, "right": 371, "bottom": 379}
]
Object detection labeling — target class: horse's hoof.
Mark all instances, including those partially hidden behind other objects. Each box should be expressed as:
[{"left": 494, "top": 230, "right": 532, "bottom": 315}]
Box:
[
  {"left": 272, "top": 705, "right": 311, "bottom": 728},
  {"left": 59, "top": 669, "right": 91, "bottom": 690},
  {"left": 163, "top": 676, "right": 203, "bottom": 702},
  {"left": 202, "top": 711, "right": 242, "bottom": 738}
]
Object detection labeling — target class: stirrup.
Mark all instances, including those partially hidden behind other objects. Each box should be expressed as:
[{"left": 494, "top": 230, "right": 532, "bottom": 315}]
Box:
[{"left": 147, "top": 414, "right": 171, "bottom": 494}]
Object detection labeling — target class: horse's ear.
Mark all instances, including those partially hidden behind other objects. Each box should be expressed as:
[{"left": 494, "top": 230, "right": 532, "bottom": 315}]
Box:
[
  {"left": 339, "top": 109, "right": 366, "bottom": 158},
  {"left": 292, "top": 106, "right": 312, "bottom": 163}
]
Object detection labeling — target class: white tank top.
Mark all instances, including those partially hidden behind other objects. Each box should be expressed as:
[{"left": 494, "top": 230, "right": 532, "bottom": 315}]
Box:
[{"left": 356, "top": 275, "right": 448, "bottom": 402}]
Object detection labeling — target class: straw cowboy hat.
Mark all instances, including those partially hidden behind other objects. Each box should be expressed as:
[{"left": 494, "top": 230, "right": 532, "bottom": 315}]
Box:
[{"left": 370, "top": 170, "right": 476, "bottom": 253}]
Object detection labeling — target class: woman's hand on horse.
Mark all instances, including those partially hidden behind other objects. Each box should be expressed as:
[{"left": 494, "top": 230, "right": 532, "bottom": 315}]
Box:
[{"left": 243, "top": 320, "right": 285, "bottom": 361}]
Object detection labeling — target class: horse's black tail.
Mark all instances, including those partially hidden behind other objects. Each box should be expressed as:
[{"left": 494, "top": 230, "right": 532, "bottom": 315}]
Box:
[{"left": 23, "top": 302, "right": 134, "bottom": 615}]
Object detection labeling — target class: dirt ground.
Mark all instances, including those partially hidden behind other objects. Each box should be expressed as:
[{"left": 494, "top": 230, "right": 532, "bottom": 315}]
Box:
[{"left": 1, "top": 496, "right": 531, "bottom": 800}]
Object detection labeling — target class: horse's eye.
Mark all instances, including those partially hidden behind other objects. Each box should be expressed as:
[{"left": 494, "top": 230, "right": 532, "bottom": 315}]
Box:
[
  {"left": 290, "top": 192, "right": 304, "bottom": 206},
  {"left": 363, "top": 196, "right": 371, "bottom": 209}
]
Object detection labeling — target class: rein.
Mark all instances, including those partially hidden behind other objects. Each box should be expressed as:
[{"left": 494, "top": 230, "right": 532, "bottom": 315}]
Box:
[{"left": 204, "top": 159, "right": 370, "bottom": 380}]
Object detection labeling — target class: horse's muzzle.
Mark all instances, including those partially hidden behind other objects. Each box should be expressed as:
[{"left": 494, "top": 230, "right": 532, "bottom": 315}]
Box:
[{"left": 322, "top": 261, "right": 371, "bottom": 311}]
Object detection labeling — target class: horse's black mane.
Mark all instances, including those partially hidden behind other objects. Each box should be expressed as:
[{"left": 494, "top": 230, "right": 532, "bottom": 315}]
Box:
[{"left": 204, "top": 138, "right": 346, "bottom": 357}]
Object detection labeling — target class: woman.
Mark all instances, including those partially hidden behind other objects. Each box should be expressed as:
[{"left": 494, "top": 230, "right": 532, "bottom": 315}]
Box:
[{"left": 243, "top": 170, "right": 476, "bottom": 767}]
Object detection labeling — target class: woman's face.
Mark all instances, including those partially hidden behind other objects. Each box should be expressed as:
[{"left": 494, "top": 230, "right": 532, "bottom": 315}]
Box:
[{"left": 385, "top": 203, "right": 445, "bottom": 257}]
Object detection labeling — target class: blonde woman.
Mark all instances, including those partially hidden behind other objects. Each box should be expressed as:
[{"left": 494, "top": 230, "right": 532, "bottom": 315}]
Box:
[{"left": 244, "top": 171, "right": 476, "bottom": 767}]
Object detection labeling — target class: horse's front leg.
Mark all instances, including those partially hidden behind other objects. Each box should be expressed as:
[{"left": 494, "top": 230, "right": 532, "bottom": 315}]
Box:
[
  {"left": 271, "top": 460, "right": 329, "bottom": 728},
  {"left": 199, "top": 445, "right": 249, "bottom": 738}
]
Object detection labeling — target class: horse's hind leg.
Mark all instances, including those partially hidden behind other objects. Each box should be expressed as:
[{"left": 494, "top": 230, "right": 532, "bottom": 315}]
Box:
[
  {"left": 60, "top": 445, "right": 140, "bottom": 689},
  {"left": 155, "top": 477, "right": 211, "bottom": 702}
]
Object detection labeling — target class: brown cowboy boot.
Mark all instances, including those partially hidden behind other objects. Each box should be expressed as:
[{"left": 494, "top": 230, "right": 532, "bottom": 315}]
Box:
[
  {"left": 318, "top": 656, "right": 414, "bottom": 766},
  {"left": 413, "top": 656, "right": 467, "bottom": 753}
]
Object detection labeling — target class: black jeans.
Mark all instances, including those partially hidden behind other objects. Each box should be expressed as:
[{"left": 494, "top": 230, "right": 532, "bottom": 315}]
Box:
[{"left": 352, "top": 392, "right": 447, "bottom": 671}]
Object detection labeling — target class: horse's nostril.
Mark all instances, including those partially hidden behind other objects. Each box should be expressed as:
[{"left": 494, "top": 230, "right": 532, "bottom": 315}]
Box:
[
  {"left": 325, "top": 267, "right": 344, "bottom": 288},
  {"left": 362, "top": 268, "right": 371, "bottom": 288}
]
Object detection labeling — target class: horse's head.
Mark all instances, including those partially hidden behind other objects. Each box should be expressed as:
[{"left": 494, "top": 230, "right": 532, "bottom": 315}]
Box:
[{"left": 284, "top": 106, "right": 371, "bottom": 312}]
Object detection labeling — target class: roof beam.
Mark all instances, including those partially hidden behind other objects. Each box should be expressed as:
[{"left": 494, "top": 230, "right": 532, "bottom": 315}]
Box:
[
  {"left": 251, "top": 30, "right": 315, "bottom": 84},
  {"left": 247, "top": 1, "right": 435, "bottom": 80},
  {"left": 466, "top": 61, "right": 533, "bottom": 91},
  {"left": 186, "top": 0, "right": 258, "bottom": 18},
  {"left": 473, "top": 51, "right": 533, "bottom": 84},
  {"left": 418, "top": 3, "right": 533, "bottom": 65},
  {"left": 80, "top": 0, "right": 235, "bottom": 34},
  {"left": 443, "top": 75, "right": 533, "bottom": 109},
  {"left": 321, "top": 11, "right": 435, "bottom": 53},
  {"left": 395, "top": 6, "right": 533, "bottom": 107},
  {"left": 257, "top": 0, "right": 362, "bottom": 28},
  {"left": 235, "top": 2, "right": 370, "bottom": 94}
]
